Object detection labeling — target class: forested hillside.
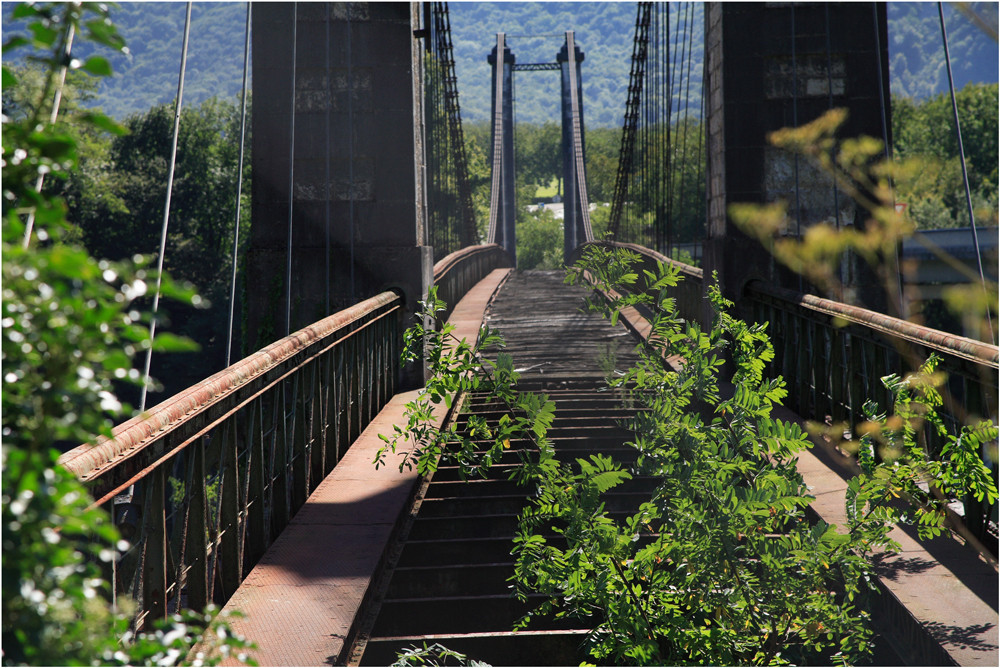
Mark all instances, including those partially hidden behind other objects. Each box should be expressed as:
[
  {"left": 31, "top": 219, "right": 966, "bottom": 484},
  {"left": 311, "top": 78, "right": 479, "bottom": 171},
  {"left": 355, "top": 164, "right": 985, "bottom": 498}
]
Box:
[
  {"left": 448, "top": 2, "right": 666, "bottom": 126},
  {"left": 888, "top": 2, "right": 998, "bottom": 99},
  {"left": 6, "top": 2, "right": 994, "bottom": 125}
]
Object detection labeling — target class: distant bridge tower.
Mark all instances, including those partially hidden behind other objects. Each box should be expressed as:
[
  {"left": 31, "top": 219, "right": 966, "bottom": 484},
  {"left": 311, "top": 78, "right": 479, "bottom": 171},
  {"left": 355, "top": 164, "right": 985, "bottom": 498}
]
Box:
[
  {"left": 488, "top": 31, "right": 591, "bottom": 266},
  {"left": 487, "top": 35, "right": 517, "bottom": 264},
  {"left": 559, "top": 32, "right": 589, "bottom": 261}
]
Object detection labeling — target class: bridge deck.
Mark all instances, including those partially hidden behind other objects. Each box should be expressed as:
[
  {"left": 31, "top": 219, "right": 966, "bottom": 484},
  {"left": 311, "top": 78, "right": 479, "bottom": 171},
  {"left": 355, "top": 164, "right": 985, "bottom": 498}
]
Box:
[{"left": 219, "top": 269, "right": 996, "bottom": 667}]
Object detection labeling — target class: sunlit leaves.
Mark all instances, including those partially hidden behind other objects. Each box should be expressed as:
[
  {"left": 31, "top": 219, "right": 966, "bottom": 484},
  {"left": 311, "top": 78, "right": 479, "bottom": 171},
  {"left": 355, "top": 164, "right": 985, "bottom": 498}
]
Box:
[{"left": 2, "top": 3, "right": 242, "bottom": 665}]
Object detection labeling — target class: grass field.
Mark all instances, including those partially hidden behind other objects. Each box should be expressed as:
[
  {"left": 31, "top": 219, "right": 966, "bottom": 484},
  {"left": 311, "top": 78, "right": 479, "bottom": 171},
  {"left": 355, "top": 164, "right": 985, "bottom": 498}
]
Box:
[{"left": 535, "top": 178, "right": 561, "bottom": 199}]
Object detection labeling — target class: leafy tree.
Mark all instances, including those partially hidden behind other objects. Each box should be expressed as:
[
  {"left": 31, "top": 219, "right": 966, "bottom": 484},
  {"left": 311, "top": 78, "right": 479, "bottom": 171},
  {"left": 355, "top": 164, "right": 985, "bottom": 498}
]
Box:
[
  {"left": 892, "top": 83, "right": 999, "bottom": 229},
  {"left": 517, "top": 206, "right": 562, "bottom": 270},
  {"left": 2, "top": 3, "right": 251, "bottom": 664},
  {"left": 516, "top": 121, "right": 561, "bottom": 193},
  {"left": 584, "top": 126, "right": 621, "bottom": 203},
  {"left": 62, "top": 94, "right": 251, "bottom": 400}
]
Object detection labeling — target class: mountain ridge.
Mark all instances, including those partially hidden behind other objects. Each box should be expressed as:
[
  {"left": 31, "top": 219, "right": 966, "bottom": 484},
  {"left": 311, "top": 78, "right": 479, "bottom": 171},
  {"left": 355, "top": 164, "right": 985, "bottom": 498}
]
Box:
[{"left": 3, "top": 2, "right": 996, "bottom": 125}]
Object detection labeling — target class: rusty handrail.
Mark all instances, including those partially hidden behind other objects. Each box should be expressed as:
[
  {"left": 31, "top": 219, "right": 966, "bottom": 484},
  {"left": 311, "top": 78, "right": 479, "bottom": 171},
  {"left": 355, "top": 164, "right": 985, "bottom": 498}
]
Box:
[
  {"left": 432, "top": 243, "right": 512, "bottom": 323},
  {"left": 748, "top": 280, "right": 999, "bottom": 369},
  {"left": 59, "top": 291, "right": 403, "bottom": 626},
  {"left": 60, "top": 291, "right": 403, "bottom": 490}
]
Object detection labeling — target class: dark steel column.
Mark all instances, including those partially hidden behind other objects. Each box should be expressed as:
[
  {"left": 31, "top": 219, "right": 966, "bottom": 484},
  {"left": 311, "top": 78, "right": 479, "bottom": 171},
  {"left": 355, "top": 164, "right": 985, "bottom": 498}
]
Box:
[
  {"left": 558, "top": 34, "right": 586, "bottom": 261},
  {"left": 249, "top": 3, "right": 432, "bottom": 388},
  {"left": 488, "top": 37, "right": 516, "bottom": 265}
]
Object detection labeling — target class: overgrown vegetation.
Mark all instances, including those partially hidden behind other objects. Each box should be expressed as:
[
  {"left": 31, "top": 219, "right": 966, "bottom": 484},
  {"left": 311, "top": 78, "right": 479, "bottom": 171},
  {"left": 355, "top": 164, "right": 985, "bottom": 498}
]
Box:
[
  {"left": 2, "top": 3, "right": 251, "bottom": 664},
  {"left": 381, "top": 241, "right": 996, "bottom": 664}
]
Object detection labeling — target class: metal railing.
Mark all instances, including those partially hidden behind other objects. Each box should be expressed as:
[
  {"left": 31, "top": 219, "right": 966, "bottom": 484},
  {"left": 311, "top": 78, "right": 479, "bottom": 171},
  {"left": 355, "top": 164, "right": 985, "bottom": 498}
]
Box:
[
  {"left": 580, "top": 240, "right": 998, "bottom": 550},
  {"left": 746, "top": 280, "right": 998, "bottom": 549},
  {"left": 59, "top": 292, "right": 403, "bottom": 627},
  {"left": 432, "top": 243, "right": 512, "bottom": 323}
]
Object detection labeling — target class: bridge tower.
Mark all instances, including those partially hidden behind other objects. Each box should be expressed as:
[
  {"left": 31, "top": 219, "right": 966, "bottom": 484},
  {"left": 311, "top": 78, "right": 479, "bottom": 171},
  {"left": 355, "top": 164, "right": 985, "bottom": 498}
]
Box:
[
  {"left": 487, "top": 35, "right": 517, "bottom": 264},
  {"left": 704, "top": 2, "right": 891, "bottom": 317},
  {"left": 558, "top": 32, "right": 588, "bottom": 262},
  {"left": 247, "top": 2, "right": 432, "bottom": 385}
]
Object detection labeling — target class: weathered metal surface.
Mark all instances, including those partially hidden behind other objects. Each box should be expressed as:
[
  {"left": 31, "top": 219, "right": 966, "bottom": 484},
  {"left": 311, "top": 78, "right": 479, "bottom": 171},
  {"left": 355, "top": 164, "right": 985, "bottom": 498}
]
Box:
[
  {"left": 60, "top": 291, "right": 403, "bottom": 487},
  {"left": 749, "top": 279, "right": 999, "bottom": 368},
  {"left": 60, "top": 291, "right": 402, "bottom": 627},
  {"left": 432, "top": 243, "right": 512, "bottom": 324}
]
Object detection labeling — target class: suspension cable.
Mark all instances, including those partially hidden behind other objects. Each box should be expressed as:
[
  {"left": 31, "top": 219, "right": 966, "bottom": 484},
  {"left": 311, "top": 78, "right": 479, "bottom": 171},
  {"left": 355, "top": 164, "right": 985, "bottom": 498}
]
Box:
[
  {"left": 140, "top": 1, "right": 192, "bottom": 412},
  {"left": 284, "top": 3, "right": 298, "bottom": 336},
  {"left": 225, "top": 2, "right": 251, "bottom": 368},
  {"left": 938, "top": 2, "right": 994, "bottom": 343},
  {"left": 436, "top": 2, "right": 478, "bottom": 247},
  {"left": 610, "top": 3, "right": 651, "bottom": 239},
  {"left": 676, "top": 1, "right": 697, "bottom": 249},
  {"left": 22, "top": 22, "right": 75, "bottom": 248},
  {"left": 325, "top": 3, "right": 332, "bottom": 313}
]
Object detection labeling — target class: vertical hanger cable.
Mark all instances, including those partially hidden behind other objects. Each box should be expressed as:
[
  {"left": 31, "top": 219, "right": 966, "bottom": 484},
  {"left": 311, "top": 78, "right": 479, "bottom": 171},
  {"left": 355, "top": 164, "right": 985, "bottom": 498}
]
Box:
[{"left": 140, "top": 2, "right": 193, "bottom": 412}]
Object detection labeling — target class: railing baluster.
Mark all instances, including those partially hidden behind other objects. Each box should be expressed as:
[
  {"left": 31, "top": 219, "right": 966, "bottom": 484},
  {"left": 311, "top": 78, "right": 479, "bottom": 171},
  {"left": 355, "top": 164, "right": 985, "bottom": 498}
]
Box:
[
  {"left": 141, "top": 468, "right": 168, "bottom": 626},
  {"left": 831, "top": 327, "right": 846, "bottom": 424},
  {"left": 292, "top": 372, "right": 308, "bottom": 513},
  {"left": 184, "top": 436, "right": 208, "bottom": 610},
  {"left": 271, "top": 382, "right": 290, "bottom": 540},
  {"left": 245, "top": 398, "right": 268, "bottom": 571},
  {"left": 218, "top": 421, "right": 241, "bottom": 602}
]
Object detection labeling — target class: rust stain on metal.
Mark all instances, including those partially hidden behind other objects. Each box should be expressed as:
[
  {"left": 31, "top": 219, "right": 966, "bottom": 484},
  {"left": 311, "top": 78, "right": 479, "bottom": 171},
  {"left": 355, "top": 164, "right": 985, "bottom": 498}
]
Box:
[{"left": 59, "top": 291, "right": 402, "bottom": 479}]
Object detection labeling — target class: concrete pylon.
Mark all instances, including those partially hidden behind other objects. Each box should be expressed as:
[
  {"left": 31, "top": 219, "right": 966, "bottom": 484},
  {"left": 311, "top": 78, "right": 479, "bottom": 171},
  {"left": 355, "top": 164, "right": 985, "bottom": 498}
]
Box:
[{"left": 247, "top": 2, "right": 432, "bottom": 387}]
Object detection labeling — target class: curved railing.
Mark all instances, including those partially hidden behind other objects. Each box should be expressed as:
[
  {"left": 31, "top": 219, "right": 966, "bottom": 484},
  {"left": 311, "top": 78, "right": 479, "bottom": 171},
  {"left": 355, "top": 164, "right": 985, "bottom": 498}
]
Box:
[
  {"left": 432, "top": 243, "right": 512, "bottom": 323},
  {"left": 746, "top": 280, "right": 998, "bottom": 550},
  {"left": 59, "top": 292, "right": 403, "bottom": 626},
  {"left": 571, "top": 240, "right": 703, "bottom": 324},
  {"left": 575, "top": 238, "right": 997, "bottom": 550}
]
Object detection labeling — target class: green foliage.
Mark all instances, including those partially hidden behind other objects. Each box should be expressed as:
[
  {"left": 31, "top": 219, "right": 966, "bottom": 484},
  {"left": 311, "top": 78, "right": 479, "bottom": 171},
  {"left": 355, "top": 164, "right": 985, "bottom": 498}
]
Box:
[
  {"left": 516, "top": 206, "right": 562, "bottom": 270},
  {"left": 62, "top": 93, "right": 250, "bottom": 400},
  {"left": 516, "top": 247, "right": 880, "bottom": 665},
  {"left": 391, "top": 642, "right": 491, "bottom": 667},
  {"left": 2, "top": 3, "right": 251, "bottom": 664},
  {"left": 838, "top": 356, "right": 998, "bottom": 550},
  {"left": 375, "top": 286, "right": 556, "bottom": 480},
  {"left": 892, "top": 83, "right": 999, "bottom": 229}
]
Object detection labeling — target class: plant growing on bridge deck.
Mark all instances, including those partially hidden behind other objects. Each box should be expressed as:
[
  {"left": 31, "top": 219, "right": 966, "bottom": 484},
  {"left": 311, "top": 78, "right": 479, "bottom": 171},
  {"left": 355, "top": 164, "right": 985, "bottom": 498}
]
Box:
[
  {"left": 386, "top": 247, "right": 910, "bottom": 665},
  {"left": 504, "top": 245, "right": 884, "bottom": 665},
  {"left": 3, "top": 3, "right": 251, "bottom": 664},
  {"left": 375, "top": 286, "right": 556, "bottom": 480}
]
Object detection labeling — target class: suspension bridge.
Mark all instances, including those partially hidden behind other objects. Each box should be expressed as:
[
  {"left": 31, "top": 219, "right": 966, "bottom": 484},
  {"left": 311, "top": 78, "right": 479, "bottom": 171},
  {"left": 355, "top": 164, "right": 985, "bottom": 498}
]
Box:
[{"left": 54, "top": 3, "right": 997, "bottom": 665}]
